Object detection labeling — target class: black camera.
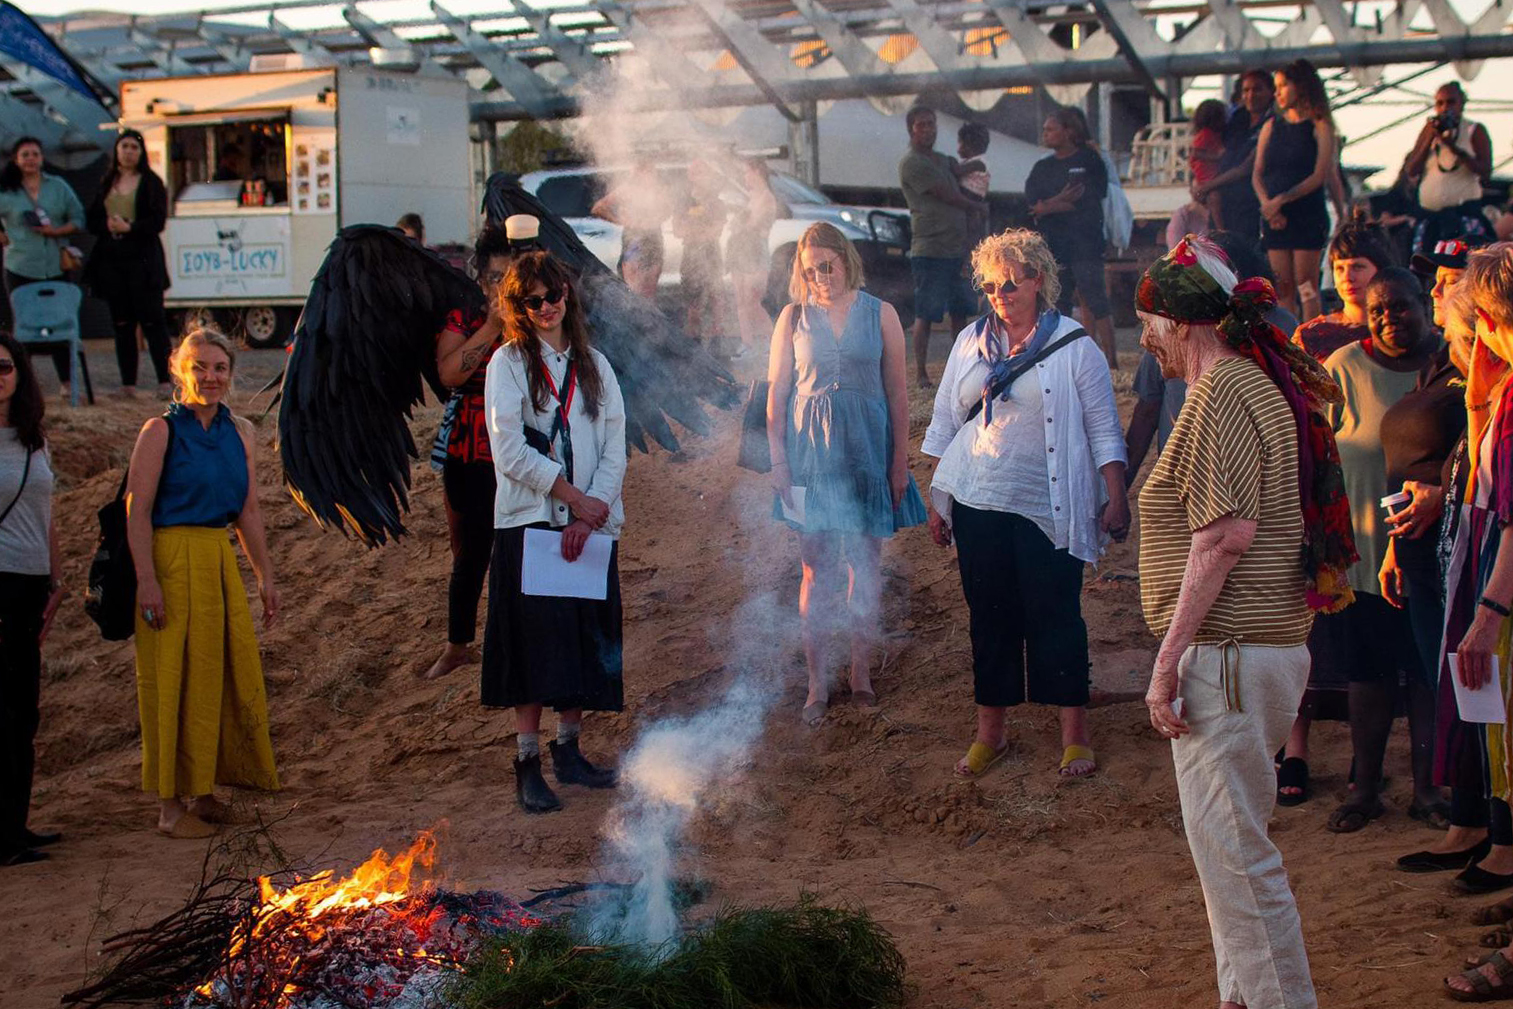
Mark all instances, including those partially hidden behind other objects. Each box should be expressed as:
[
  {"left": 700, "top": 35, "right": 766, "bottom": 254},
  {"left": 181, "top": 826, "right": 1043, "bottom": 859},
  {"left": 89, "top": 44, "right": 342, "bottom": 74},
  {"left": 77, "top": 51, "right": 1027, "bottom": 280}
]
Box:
[{"left": 1433, "top": 110, "right": 1461, "bottom": 135}]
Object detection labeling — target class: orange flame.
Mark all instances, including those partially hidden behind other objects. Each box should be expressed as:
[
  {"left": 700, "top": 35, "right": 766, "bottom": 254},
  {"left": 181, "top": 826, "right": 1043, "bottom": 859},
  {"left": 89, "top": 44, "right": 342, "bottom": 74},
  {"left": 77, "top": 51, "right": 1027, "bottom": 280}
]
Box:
[{"left": 250, "top": 830, "right": 439, "bottom": 931}]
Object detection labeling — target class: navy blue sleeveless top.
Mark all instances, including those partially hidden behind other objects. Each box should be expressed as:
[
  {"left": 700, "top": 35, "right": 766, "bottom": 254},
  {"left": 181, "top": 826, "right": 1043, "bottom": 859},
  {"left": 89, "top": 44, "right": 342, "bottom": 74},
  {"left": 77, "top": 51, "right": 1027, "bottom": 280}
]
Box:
[{"left": 151, "top": 403, "right": 249, "bottom": 528}]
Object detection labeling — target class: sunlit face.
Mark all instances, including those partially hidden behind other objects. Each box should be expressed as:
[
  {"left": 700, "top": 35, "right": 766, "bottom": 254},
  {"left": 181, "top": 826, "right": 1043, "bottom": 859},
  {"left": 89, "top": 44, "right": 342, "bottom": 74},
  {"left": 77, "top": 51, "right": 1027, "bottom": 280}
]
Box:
[
  {"left": 1366, "top": 282, "right": 1429, "bottom": 357},
  {"left": 800, "top": 244, "right": 847, "bottom": 300},
  {"left": 1332, "top": 256, "right": 1379, "bottom": 312},
  {"left": 0, "top": 347, "right": 17, "bottom": 407},
  {"left": 1138, "top": 312, "right": 1184, "bottom": 379},
  {"left": 115, "top": 136, "right": 143, "bottom": 171},
  {"left": 908, "top": 111, "right": 937, "bottom": 150},
  {"left": 1431, "top": 266, "right": 1466, "bottom": 328},
  {"left": 1241, "top": 76, "right": 1275, "bottom": 118},
  {"left": 979, "top": 259, "right": 1041, "bottom": 325},
  {"left": 1435, "top": 86, "right": 1465, "bottom": 118},
  {"left": 521, "top": 279, "right": 567, "bottom": 332},
  {"left": 1274, "top": 73, "right": 1296, "bottom": 112},
  {"left": 177, "top": 344, "right": 233, "bottom": 406},
  {"left": 1040, "top": 117, "right": 1068, "bottom": 149},
  {"left": 479, "top": 254, "right": 511, "bottom": 301},
  {"left": 12, "top": 142, "right": 42, "bottom": 176}
]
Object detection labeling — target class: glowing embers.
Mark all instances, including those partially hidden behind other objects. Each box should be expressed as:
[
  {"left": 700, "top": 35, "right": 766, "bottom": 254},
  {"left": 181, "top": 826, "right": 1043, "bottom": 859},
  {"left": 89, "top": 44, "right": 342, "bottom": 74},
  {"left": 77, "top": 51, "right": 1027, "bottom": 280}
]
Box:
[{"left": 191, "top": 832, "right": 541, "bottom": 1009}]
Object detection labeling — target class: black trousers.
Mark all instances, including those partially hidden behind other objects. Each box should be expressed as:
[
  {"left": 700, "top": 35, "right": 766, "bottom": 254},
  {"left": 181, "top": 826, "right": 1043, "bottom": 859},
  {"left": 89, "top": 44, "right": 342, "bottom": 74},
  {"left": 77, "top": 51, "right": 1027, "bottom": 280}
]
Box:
[
  {"left": 954, "top": 504, "right": 1090, "bottom": 707},
  {"left": 0, "top": 573, "right": 49, "bottom": 849},
  {"left": 97, "top": 254, "right": 169, "bottom": 387},
  {"left": 4, "top": 270, "right": 72, "bottom": 383},
  {"left": 443, "top": 458, "right": 496, "bottom": 645}
]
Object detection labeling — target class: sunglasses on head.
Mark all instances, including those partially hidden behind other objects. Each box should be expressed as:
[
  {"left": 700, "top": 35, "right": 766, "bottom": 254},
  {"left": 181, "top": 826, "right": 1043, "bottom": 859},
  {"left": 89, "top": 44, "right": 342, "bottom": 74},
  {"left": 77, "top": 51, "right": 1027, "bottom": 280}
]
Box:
[
  {"left": 979, "top": 271, "right": 1036, "bottom": 297},
  {"left": 802, "top": 260, "right": 838, "bottom": 281},
  {"left": 0, "top": 358, "right": 14, "bottom": 375},
  {"left": 1434, "top": 240, "right": 1469, "bottom": 257},
  {"left": 516, "top": 287, "right": 565, "bottom": 312}
]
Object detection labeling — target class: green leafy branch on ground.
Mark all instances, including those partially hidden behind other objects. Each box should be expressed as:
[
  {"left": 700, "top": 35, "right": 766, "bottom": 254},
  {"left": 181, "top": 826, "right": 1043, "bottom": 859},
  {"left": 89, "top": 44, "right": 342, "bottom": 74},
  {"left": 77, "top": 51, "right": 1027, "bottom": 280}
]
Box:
[{"left": 449, "top": 895, "right": 910, "bottom": 1009}]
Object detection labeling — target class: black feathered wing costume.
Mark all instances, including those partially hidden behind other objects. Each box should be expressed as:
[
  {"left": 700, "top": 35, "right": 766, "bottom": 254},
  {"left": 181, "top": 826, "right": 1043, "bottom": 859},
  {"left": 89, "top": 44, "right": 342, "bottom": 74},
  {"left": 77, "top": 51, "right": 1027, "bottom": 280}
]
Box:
[
  {"left": 482, "top": 173, "right": 738, "bottom": 452},
  {"left": 279, "top": 213, "right": 736, "bottom": 547}
]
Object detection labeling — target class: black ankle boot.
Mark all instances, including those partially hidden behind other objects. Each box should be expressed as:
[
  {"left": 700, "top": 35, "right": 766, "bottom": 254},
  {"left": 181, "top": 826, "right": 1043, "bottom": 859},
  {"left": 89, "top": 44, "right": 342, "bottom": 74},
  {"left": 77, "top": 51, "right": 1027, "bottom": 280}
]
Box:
[
  {"left": 548, "top": 738, "right": 618, "bottom": 789},
  {"left": 514, "top": 753, "right": 562, "bottom": 813}
]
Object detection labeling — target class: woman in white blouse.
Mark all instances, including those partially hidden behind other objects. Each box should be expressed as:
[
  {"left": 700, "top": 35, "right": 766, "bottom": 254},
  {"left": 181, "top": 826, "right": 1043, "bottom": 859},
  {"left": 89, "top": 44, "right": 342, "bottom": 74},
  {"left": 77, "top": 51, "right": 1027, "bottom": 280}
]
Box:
[
  {"left": 482, "top": 251, "right": 627, "bottom": 814},
  {"left": 922, "top": 229, "right": 1128, "bottom": 779}
]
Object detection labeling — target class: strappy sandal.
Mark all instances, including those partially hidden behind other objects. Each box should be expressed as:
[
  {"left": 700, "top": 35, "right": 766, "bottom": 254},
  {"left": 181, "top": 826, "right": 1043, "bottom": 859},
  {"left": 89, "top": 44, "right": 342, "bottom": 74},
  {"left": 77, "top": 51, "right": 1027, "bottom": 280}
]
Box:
[{"left": 1446, "top": 949, "right": 1513, "bottom": 1001}]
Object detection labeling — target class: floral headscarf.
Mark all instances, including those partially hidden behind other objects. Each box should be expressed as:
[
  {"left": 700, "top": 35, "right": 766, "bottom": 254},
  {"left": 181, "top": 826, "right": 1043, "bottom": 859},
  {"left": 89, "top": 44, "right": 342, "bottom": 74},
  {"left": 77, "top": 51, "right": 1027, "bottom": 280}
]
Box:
[{"left": 1138, "top": 235, "right": 1357, "bottom": 613}]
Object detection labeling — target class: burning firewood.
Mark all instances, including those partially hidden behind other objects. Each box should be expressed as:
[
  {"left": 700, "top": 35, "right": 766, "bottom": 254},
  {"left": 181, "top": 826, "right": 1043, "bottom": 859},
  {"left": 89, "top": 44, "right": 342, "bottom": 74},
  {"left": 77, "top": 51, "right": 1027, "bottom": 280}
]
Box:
[{"left": 64, "top": 831, "right": 542, "bottom": 1009}]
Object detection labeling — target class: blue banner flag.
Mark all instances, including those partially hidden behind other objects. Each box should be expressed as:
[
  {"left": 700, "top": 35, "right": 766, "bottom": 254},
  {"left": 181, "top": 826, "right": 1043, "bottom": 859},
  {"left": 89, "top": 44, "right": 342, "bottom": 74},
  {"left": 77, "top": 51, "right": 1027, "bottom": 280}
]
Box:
[{"left": 0, "top": 2, "right": 113, "bottom": 109}]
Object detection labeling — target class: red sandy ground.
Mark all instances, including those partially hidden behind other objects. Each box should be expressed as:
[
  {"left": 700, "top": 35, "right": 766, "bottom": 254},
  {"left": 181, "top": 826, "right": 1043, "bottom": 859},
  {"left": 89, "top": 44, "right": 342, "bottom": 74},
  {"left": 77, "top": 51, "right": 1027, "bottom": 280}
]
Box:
[{"left": 0, "top": 344, "right": 1480, "bottom": 1008}]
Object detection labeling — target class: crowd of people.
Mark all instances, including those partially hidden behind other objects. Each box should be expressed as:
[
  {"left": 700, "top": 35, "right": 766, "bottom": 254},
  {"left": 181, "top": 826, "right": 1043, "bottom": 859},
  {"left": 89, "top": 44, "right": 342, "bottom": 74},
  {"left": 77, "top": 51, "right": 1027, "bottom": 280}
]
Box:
[{"left": 6, "top": 77, "right": 1513, "bottom": 1006}]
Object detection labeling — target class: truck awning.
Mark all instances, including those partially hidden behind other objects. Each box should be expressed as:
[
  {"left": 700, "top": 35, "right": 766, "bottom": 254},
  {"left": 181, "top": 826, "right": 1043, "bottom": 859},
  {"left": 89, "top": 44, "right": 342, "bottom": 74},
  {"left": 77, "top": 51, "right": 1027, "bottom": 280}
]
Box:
[{"left": 121, "top": 107, "right": 290, "bottom": 130}]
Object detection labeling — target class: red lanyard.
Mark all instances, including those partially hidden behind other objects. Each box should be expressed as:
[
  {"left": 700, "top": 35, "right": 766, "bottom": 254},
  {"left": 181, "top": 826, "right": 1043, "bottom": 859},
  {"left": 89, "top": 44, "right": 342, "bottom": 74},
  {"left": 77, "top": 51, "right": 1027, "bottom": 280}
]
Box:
[{"left": 539, "top": 358, "right": 578, "bottom": 414}]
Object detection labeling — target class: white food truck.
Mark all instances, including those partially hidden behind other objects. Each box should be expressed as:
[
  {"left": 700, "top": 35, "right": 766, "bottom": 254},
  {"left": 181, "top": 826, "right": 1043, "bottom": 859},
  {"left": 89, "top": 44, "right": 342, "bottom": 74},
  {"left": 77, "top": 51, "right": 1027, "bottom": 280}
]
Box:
[{"left": 120, "top": 62, "right": 471, "bottom": 346}]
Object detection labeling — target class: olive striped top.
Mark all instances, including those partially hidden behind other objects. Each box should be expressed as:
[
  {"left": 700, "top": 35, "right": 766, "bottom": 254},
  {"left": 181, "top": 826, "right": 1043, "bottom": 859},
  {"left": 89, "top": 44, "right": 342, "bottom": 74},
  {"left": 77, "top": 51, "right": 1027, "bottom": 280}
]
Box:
[{"left": 1138, "top": 357, "right": 1314, "bottom": 646}]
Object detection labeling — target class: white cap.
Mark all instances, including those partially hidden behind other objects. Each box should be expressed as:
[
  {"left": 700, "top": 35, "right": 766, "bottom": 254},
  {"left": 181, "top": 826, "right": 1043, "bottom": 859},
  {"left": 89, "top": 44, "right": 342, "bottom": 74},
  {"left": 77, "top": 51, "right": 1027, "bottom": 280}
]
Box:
[{"left": 505, "top": 214, "right": 540, "bottom": 242}]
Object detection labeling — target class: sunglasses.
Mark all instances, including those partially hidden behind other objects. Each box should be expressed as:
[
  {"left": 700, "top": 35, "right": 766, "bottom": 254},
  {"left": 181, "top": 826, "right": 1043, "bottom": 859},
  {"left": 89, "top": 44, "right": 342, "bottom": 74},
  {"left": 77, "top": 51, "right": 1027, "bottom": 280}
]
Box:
[
  {"left": 1434, "top": 240, "right": 1469, "bottom": 256},
  {"left": 979, "top": 272, "right": 1036, "bottom": 297},
  {"left": 516, "top": 287, "right": 565, "bottom": 312},
  {"left": 802, "top": 260, "right": 837, "bottom": 281},
  {"left": 0, "top": 359, "right": 13, "bottom": 375}
]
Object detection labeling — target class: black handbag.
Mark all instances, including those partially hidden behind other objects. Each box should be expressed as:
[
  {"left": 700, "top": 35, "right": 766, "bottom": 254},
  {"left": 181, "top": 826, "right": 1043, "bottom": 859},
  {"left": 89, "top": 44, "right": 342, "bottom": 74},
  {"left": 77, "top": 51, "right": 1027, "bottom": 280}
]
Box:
[
  {"left": 85, "top": 418, "right": 173, "bottom": 641},
  {"left": 736, "top": 378, "right": 771, "bottom": 474},
  {"left": 736, "top": 306, "right": 797, "bottom": 474}
]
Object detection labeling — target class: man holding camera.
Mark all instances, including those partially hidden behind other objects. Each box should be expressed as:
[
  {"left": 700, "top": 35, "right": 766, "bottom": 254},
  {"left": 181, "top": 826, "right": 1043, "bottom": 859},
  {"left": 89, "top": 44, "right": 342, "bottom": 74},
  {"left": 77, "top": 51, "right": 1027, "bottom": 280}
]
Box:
[{"left": 1403, "top": 83, "right": 1493, "bottom": 251}]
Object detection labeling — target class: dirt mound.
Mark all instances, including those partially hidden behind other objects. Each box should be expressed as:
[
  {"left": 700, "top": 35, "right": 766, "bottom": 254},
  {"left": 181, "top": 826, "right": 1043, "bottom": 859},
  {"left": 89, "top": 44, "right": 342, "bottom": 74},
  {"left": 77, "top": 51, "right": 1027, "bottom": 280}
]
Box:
[{"left": 0, "top": 352, "right": 1468, "bottom": 1008}]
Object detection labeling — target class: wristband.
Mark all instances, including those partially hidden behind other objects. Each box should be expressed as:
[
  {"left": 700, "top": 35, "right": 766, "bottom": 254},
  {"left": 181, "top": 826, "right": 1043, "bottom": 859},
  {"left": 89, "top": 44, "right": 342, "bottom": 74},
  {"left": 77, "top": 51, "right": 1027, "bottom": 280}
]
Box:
[{"left": 1480, "top": 596, "right": 1512, "bottom": 618}]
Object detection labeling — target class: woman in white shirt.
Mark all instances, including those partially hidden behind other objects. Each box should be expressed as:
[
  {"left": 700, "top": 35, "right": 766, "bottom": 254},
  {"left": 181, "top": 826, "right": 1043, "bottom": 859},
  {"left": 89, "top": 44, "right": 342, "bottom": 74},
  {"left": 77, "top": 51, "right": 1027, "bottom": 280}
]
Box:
[
  {"left": 482, "top": 251, "right": 627, "bottom": 814},
  {"left": 922, "top": 229, "right": 1128, "bottom": 779}
]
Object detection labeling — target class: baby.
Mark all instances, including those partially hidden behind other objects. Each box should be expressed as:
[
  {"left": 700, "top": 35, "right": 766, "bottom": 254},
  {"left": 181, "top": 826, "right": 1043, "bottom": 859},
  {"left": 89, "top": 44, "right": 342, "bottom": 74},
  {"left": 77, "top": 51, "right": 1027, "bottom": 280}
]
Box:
[{"left": 955, "top": 123, "right": 991, "bottom": 199}]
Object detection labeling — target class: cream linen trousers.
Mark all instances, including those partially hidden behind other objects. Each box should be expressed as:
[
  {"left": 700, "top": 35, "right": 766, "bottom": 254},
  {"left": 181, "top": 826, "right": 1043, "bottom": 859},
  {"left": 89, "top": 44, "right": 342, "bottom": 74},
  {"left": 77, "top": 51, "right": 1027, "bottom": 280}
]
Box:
[{"left": 1172, "top": 642, "right": 1317, "bottom": 1009}]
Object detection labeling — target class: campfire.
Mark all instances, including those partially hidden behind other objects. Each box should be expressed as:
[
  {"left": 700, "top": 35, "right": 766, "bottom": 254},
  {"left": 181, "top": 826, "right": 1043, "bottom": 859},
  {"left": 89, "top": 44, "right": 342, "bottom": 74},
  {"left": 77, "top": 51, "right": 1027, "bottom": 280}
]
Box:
[
  {"left": 190, "top": 830, "right": 541, "bottom": 1009},
  {"left": 64, "top": 830, "right": 542, "bottom": 1009}
]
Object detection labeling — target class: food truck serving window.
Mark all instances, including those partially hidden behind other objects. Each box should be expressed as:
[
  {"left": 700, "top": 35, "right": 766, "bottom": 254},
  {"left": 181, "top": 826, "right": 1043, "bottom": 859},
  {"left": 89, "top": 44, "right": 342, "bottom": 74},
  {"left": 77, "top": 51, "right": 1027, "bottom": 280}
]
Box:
[{"left": 168, "top": 110, "right": 290, "bottom": 207}]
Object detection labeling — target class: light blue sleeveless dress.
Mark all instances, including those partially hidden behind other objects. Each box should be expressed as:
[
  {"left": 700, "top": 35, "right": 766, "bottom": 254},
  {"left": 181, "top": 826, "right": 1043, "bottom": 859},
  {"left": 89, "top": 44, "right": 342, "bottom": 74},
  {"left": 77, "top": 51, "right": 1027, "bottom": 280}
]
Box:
[{"left": 777, "top": 291, "right": 928, "bottom": 537}]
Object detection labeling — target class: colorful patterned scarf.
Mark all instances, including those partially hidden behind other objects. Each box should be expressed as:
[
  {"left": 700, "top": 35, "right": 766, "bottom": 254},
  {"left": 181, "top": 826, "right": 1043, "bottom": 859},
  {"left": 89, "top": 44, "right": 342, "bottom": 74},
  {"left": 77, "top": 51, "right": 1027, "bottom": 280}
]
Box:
[{"left": 1137, "top": 236, "right": 1358, "bottom": 613}]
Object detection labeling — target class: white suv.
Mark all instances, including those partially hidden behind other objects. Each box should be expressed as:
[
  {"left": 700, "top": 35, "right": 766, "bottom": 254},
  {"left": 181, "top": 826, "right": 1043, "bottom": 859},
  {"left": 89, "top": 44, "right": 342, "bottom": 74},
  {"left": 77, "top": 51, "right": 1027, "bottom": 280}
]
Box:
[{"left": 516, "top": 164, "right": 909, "bottom": 308}]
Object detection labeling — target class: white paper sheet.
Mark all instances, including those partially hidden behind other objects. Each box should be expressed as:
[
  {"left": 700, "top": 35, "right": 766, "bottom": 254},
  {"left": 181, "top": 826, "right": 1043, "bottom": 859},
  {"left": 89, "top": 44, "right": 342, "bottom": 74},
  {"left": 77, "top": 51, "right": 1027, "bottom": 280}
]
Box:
[
  {"left": 780, "top": 486, "right": 806, "bottom": 527},
  {"left": 521, "top": 527, "right": 612, "bottom": 600},
  {"left": 1447, "top": 654, "right": 1508, "bottom": 725}
]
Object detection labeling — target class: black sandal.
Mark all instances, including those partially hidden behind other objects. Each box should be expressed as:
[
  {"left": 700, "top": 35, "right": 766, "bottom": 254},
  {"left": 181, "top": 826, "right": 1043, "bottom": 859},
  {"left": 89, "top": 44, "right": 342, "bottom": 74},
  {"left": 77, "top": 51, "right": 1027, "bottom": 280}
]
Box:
[
  {"left": 1325, "top": 796, "right": 1385, "bottom": 833},
  {"left": 1276, "top": 757, "right": 1310, "bottom": 807},
  {"left": 1409, "top": 800, "right": 1454, "bottom": 831}
]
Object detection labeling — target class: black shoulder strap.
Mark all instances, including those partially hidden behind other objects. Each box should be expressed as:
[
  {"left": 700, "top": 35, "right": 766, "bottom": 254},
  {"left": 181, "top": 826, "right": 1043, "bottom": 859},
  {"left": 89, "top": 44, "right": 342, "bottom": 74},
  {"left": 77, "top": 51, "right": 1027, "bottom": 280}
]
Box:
[
  {"left": 0, "top": 449, "right": 33, "bottom": 528},
  {"left": 964, "top": 327, "right": 1089, "bottom": 424},
  {"left": 116, "top": 411, "right": 176, "bottom": 503}
]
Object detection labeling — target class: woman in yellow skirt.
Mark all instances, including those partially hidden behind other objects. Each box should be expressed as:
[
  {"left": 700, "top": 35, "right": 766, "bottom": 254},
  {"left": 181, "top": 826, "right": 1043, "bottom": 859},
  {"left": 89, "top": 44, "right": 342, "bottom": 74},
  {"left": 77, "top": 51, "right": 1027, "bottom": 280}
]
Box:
[{"left": 125, "top": 329, "right": 279, "bottom": 838}]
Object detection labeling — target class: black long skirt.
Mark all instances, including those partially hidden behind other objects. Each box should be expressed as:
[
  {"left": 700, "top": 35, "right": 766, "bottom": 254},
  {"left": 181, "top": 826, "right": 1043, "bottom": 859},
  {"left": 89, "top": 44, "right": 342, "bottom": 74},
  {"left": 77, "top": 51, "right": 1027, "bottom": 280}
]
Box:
[{"left": 480, "top": 524, "right": 624, "bottom": 711}]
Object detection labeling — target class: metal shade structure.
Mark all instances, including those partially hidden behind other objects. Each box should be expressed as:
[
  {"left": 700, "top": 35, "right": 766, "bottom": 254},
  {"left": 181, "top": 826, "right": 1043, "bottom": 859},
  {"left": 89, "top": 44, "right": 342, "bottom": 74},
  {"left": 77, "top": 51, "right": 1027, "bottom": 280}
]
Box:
[{"left": 3, "top": 0, "right": 1513, "bottom": 156}]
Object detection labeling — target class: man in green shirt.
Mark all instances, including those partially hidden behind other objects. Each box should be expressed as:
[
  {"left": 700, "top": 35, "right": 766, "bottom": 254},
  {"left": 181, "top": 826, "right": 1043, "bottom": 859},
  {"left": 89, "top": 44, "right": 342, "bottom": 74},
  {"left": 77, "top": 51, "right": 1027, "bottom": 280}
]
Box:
[{"left": 899, "top": 107, "right": 984, "bottom": 386}]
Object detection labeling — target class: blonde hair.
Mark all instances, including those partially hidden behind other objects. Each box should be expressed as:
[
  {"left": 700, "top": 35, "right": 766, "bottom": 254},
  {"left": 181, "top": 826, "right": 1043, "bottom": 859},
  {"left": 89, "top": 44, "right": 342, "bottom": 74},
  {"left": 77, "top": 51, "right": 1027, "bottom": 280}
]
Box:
[
  {"left": 970, "top": 229, "right": 1061, "bottom": 311},
  {"left": 788, "top": 223, "right": 864, "bottom": 303},
  {"left": 170, "top": 328, "right": 237, "bottom": 403},
  {"left": 1467, "top": 243, "right": 1513, "bottom": 333}
]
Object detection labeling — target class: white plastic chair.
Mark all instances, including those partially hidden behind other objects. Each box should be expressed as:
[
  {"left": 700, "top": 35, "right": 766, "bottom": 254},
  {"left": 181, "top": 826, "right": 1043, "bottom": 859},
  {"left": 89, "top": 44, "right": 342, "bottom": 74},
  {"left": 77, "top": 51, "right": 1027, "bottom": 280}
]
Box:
[{"left": 9, "top": 280, "right": 93, "bottom": 406}]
